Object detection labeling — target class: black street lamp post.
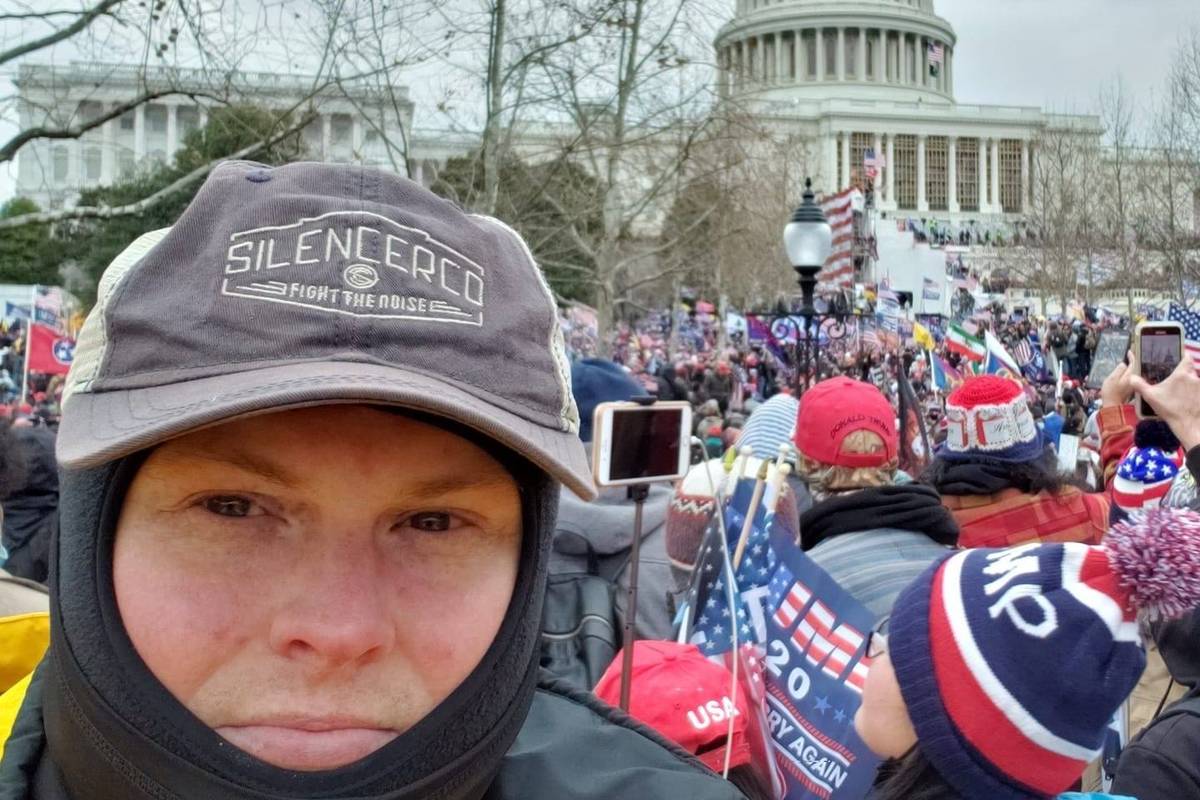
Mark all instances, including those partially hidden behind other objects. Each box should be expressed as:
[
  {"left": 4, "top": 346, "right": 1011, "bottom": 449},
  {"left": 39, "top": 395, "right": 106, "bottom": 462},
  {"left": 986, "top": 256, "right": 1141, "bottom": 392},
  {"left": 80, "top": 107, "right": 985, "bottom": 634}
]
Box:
[{"left": 780, "top": 178, "right": 835, "bottom": 392}]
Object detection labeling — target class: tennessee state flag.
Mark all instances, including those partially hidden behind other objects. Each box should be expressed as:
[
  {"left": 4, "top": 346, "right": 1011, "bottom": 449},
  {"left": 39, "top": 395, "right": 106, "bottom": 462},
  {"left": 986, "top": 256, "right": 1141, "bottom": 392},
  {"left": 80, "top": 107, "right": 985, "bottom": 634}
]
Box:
[{"left": 26, "top": 321, "right": 75, "bottom": 375}]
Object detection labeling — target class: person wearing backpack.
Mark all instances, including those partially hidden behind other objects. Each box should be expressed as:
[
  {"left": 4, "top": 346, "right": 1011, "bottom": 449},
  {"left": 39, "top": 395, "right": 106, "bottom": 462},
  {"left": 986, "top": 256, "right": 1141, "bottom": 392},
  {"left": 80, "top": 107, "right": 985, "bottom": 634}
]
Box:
[{"left": 542, "top": 359, "right": 676, "bottom": 689}]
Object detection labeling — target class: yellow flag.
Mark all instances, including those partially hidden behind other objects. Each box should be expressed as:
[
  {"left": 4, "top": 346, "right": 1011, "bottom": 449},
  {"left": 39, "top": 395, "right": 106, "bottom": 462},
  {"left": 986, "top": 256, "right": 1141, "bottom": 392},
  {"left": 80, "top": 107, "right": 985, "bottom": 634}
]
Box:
[{"left": 913, "top": 321, "right": 935, "bottom": 351}]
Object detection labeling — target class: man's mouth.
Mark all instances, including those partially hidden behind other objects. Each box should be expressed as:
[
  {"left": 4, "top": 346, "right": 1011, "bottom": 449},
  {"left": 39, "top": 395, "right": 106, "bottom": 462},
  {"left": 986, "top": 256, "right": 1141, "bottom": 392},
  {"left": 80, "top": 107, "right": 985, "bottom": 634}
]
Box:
[{"left": 216, "top": 717, "right": 401, "bottom": 771}]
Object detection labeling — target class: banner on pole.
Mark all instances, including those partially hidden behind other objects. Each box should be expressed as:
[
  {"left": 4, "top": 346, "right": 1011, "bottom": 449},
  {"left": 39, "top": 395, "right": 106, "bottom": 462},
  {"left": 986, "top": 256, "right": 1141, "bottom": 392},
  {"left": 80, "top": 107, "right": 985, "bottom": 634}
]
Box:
[{"left": 26, "top": 322, "right": 75, "bottom": 375}]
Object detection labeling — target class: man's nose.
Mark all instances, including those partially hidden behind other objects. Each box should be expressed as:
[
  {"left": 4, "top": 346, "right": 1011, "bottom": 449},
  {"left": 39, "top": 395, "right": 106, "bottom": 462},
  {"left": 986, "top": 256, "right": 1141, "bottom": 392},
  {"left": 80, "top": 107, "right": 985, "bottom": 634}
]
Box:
[{"left": 267, "top": 538, "right": 397, "bottom": 672}]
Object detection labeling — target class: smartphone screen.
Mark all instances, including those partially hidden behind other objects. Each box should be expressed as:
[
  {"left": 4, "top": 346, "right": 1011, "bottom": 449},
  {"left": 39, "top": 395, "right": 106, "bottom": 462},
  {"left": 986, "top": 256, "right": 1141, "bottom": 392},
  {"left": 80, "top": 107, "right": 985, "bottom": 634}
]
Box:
[
  {"left": 1139, "top": 326, "right": 1183, "bottom": 417},
  {"left": 607, "top": 408, "right": 685, "bottom": 482}
]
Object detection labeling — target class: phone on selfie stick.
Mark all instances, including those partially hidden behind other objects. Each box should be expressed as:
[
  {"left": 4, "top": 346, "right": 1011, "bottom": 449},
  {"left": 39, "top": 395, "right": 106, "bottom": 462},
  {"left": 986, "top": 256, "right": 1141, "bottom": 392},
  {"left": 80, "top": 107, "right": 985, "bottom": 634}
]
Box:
[
  {"left": 591, "top": 399, "right": 692, "bottom": 710},
  {"left": 1132, "top": 321, "right": 1185, "bottom": 419}
]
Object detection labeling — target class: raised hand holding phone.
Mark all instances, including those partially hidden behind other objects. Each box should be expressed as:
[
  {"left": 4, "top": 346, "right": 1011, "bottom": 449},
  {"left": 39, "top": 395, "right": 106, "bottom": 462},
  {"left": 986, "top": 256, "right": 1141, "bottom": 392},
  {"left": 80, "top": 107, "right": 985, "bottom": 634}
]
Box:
[{"left": 1129, "top": 355, "right": 1200, "bottom": 451}]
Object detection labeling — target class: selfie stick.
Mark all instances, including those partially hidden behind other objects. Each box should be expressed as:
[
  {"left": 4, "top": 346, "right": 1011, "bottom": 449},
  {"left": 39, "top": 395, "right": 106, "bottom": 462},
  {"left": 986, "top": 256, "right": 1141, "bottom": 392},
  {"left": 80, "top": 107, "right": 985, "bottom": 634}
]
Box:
[{"left": 619, "top": 395, "right": 657, "bottom": 712}]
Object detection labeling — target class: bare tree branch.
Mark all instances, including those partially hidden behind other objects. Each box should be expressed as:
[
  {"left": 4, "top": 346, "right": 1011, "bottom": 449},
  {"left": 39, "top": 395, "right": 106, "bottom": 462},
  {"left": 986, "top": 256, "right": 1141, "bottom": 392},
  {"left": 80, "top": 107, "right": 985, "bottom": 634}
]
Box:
[{"left": 0, "top": 0, "right": 125, "bottom": 66}]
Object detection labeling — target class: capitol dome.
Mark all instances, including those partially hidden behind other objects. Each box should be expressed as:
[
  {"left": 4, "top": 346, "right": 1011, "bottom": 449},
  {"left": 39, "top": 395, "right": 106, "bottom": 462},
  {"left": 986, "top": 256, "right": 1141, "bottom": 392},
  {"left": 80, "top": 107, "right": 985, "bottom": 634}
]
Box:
[{"left": 714, "top": 0, "right": 958, "bottom": 104}]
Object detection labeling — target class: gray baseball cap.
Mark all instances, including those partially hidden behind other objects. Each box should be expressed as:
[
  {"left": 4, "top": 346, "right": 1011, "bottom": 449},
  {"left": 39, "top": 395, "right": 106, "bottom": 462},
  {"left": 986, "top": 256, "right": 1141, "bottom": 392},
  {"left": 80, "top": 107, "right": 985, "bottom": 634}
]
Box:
[{"left": 58, "top": 160, "right": 595, "bottom": 499}]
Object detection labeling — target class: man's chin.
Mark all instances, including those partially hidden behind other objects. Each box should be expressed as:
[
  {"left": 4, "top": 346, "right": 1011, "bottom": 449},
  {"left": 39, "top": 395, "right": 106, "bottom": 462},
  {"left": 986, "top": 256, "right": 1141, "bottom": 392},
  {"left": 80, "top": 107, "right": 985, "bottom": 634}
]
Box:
[{"left": 216, "top": 725, "right": 401, "bottom": 771}]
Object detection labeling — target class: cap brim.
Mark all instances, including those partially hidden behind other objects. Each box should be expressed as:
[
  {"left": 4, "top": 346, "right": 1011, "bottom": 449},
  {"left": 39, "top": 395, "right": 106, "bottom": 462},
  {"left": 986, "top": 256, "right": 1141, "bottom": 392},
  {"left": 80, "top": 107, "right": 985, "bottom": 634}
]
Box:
[{"left": 58, "top": 361, "right": 597, "bottom": 500}]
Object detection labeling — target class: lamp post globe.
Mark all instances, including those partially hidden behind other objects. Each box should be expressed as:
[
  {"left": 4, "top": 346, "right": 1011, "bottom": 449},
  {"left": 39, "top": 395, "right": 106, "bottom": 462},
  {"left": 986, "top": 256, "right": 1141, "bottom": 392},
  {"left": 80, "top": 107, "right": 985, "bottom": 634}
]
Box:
[{"left": 782, "top": 178, "right": 833, "bottom": 317}]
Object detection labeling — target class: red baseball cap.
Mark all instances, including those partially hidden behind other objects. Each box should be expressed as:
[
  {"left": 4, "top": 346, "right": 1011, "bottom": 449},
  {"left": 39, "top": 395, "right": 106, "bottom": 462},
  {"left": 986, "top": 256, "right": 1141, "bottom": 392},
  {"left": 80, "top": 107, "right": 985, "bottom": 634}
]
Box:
[
  {"left": 594, "top": 641, "right": 753, "bottom": 773},
  {"left": 793, "top": 376, "right": 897, "bottom": 467}
]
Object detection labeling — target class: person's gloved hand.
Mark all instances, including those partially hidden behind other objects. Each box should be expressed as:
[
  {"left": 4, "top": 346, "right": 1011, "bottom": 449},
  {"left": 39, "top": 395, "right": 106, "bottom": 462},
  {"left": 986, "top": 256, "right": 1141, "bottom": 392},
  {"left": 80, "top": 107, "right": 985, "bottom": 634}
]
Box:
[{"left": 1129, "top": 355, "right": 1200, "bottom": 451}]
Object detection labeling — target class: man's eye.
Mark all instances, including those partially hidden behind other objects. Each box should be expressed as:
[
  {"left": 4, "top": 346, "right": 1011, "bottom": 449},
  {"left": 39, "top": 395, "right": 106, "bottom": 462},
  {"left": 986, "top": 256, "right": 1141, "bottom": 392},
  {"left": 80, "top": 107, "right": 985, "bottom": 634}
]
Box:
[
  {"left": 201, "top": 496, "right": 258, "bottom": 518},
  {"left": 406, "top": 512, "right": 454, "bottom": 533}
]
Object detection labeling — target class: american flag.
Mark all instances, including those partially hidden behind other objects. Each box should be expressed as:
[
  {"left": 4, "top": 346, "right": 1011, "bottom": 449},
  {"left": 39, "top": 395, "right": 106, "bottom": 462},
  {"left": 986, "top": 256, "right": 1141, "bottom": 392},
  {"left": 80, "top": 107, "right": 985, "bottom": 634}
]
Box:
[
  {"left": 819, "top": 188, "right": 857, "bottom": 290},
  {"left": 927, "top": 42, "right": 945, "bottom": 66},
  {"left": 1012, "top": 337, "right": 1034, "bottom": 367},
  {"left": 1168, "top": 303, "right": 1200, "bottom": 374},
  {"left": 861, "top": 318, "right": 879, "bottom": 349}
]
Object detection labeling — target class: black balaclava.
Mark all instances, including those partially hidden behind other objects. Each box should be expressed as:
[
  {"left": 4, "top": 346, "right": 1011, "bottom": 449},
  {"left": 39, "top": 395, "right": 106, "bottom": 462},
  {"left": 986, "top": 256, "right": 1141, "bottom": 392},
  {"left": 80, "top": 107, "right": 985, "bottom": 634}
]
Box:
[{"left": 40, "top": 424, "right": 558, "bottom": 800}]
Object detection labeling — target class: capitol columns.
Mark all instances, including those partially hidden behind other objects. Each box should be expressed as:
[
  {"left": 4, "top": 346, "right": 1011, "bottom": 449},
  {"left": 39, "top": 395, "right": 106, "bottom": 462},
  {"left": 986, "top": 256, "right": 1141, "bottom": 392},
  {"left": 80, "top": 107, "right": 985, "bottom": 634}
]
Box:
[
  {"left": 815, "top": 29, "right": 825, "bottom": 80},
  {"left": 978, "top": 138, "right": 989, "bottom": 213},
  {"left": 917, "top": 134, "right": 928, "bottom": 212},
  {"left": 1020, "top": 138, "right": 1030, "bottom": 213},
  {"left": 793, "top": 31, "right": 803, "bottom": 82},
  {"left": 100, "top": 108, "right": 114, "bottom": 185},
  {"left": 948, "top": 136, "right": 959, "bottom": 213},
  {"left": 990, "top": 137, "right": 1001, "bottom": 209},
  {"left": 776, "top": 32, "right": 786, "bottom": 83},
  {"left": 840, "top": 133, "right": 851, "bottom": 190},
  {"left": 856, "top": 29, "right": 867, "bottom": 79},
  {"left": 873, "top": 132, "right": 883, "bottom": 196},
  {"left": 876, "top": 29, "right": 886, "bottom": 82},
  {"left": 885, "top": 134, "right": 896, "bottom": 206},
  {"left": 827, "top": 134, "right": 839, "bottom": 194},
  {"left": 836, "top": 28, "right": 846, "bottom": 81}
]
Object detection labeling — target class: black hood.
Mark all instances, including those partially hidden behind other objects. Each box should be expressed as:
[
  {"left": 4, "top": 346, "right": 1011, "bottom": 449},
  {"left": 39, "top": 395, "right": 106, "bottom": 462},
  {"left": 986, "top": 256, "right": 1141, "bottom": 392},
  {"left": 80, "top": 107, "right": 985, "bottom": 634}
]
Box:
[
  {"left": 41, "top": 443, "right": 558, "bottom": 800},
  {"left": 1152, "top": 606, "right": 1200, "bottom": 689}
]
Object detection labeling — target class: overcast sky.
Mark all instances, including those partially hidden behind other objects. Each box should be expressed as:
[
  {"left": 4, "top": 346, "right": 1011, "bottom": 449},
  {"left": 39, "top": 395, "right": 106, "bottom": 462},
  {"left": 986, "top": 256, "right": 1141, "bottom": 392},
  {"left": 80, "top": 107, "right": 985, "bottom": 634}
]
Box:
[
  {"left": 936, "top": 0, "right": 1198, "bottom": 114},
  {"left": 1, "top": 0, "right": 1198, "bottom": 202}
]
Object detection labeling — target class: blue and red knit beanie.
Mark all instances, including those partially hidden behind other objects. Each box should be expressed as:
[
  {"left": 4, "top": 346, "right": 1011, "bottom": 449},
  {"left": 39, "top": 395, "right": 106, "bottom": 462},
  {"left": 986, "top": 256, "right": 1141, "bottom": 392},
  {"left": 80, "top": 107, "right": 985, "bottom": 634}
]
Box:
[
  {"left": 887, "top": 508, "right": 1200, "bottom": 799},
  {"left": 939, "top": 375, "right": 1044, "bottom": 463},
  {"left": 1111, "top": 420, "right": 1184, "bottom": 518}
]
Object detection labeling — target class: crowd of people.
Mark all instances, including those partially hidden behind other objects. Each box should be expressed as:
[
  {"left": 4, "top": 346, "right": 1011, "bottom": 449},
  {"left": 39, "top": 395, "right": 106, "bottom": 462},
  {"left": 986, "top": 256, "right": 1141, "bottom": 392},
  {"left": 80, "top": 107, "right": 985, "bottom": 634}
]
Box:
[{"left": 1, "top": 162, "right": 1198, "bottom": 800}]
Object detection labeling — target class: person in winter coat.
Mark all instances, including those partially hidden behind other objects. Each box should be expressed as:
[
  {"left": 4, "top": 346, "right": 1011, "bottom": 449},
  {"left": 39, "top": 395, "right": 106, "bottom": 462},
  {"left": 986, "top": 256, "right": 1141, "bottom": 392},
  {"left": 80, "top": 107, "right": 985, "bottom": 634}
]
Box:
[
  {"left": 550, "top": 358, "right": 677, "bottom": 641},
  {"left": 794, "top": 377, "right": 959, "bottom": 620},
  {"left": 0, "top": 424, "right": 58, "bottom": 584},
  {"left": 1109, "top": 353, "right": 1200, "bottom": 800},
  {"left": 0, "top": 163, "right": 745, "bottom": 800},
  {"left": 923, "top": 376, "right": 1113, "bottom": 549},
  {"left": 855, "top": 507, "right": 1200, "bottom": 800}
]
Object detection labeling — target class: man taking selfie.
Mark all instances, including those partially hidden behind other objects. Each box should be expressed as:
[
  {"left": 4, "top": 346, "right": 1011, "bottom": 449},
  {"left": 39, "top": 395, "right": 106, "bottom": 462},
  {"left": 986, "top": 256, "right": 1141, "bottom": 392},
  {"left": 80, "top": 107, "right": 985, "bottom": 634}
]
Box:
[{"left": 0, "top": 162, "right": 744, "bottom": 800}]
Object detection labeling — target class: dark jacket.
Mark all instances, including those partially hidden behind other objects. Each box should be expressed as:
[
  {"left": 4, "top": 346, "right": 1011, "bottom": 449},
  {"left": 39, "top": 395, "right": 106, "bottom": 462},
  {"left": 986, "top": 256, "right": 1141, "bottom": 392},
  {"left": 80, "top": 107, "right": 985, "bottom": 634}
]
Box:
[
  {"left": 1, "top": 427, "right": 58, "bottom": 584},
  {"left": 0, "top": 669, "right": 747, "bottom": 800},
  {"left": 1111, "top": 608, "right": 1200, "bottom": 800}
]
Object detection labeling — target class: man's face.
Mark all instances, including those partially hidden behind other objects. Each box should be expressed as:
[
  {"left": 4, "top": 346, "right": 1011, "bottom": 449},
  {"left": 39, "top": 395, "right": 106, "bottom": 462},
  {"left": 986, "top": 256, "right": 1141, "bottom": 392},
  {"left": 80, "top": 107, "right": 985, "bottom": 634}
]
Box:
[{"left": 113, "top": 406, "right": 522, "bottom": 771}]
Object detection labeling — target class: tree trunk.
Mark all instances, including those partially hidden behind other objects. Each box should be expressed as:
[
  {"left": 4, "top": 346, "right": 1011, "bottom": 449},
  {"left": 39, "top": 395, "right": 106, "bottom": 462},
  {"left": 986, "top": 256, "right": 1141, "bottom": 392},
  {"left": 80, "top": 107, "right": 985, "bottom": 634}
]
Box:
[{"left": 481, "top": 0, "right": 507, "bottom": 216}]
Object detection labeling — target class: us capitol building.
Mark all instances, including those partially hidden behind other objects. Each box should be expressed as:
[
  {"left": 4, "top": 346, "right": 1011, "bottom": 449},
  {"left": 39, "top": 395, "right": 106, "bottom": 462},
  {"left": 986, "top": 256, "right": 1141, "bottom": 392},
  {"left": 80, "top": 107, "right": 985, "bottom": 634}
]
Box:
[{"left": 713, "top": 0, "right": 1102, "bottom": 220}]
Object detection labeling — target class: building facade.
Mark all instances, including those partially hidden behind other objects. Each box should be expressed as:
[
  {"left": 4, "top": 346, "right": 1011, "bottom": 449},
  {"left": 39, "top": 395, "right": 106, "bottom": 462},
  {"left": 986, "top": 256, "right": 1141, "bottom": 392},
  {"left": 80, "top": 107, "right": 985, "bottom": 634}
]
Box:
[
  {"left": 14, "top": 62, "right": 414, "bottom": 210},
  {"left": 713, "top": 0, "right": 1102, "bottom": 219}
]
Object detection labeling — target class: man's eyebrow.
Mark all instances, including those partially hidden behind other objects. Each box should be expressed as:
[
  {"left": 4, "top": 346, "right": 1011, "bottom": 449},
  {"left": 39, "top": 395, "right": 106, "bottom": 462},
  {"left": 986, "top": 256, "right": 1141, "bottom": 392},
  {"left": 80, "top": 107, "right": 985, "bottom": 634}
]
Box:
[
  {"left": 397, "top": 472, "right": 517, "bottom": 500},
  {"left": 171, "top": 448, "right": 303, "bottom": 488}
]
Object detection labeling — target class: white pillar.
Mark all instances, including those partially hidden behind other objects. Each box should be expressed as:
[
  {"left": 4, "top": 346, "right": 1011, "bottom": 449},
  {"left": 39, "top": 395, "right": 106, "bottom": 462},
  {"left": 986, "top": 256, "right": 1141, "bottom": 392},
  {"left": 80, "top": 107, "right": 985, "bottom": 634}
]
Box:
[
  {"left": 946, "top": 46, "right": 954, "bottom": 96},
  {"left": 990, "top": 137, "right": 1001, "bottom": 210},
  {"left": 321, "top": 114, "right": 332, "bottom": 160},
  {"left": 876, "top": 29, "right": 886, "bottom": 82},
  {"left": 841, "top": 132, "right": 851, "bottom": 189},
  {"left": 133, "top": 104, "right": 146, "bottom": 161},
  {"left": 826, "top": 133, "right": 839, "bottom": 193},
  {"left": 776, "top": 32, "right": 786, "bottom": 83},
  {"left": 166, "top": 103, "right": 178, "bottom": 159},
  {"left": 919, "top": 37, "right": 928, "bottom": 87},
  {"left": 917, "top": 134, "right": 928, "bottom": 211},
  {"left": 836, "top": 27, "right": 846, "bottom": 81},
  {"left": 815, "top": 29, "right": 825, "bottom": 80},
  {"left": 794, "top": 30, "right": 802, "bottom": 81},
  {"left": 100, "top": 113, "right": 114, "bottom": 184},
  {"left": 198, "top": 105, "right": 208, "bottom": 130},
  {"left": 885, "top": 134, "right": 896, "bottom": 205},
  {"left": 67, "top": 138, "right": 79, "bottom": 186},
  {"left": 740, "top": 39, "right": 748, "bottom": 85},
  {"left": 1020, "top": 138, "right": 1030, "bottom": 213},
  {"left": 856, "top": 29, "right": 867, "bottom": 80},
  {"left": 352, "top": 116, "right": 364, "bottom": 162},
  {"left": 873, "top": 132, "right": 883, "bottom": 195},
  {"left": 948, "top": 136, "right": 959, "bottom": 212},
  {"left": 978, "top": 137, "right": 989, "bottom": 212},
  {"left": 901, "top": 34, "right": 910, "bottom": 85}
]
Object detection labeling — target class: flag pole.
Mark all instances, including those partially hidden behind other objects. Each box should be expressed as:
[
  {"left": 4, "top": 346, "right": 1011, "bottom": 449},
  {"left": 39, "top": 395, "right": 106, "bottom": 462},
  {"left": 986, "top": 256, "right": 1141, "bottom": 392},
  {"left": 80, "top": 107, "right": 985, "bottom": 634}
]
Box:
[{"left": 21, "top": 284, "right": 35, "bottom": 405}]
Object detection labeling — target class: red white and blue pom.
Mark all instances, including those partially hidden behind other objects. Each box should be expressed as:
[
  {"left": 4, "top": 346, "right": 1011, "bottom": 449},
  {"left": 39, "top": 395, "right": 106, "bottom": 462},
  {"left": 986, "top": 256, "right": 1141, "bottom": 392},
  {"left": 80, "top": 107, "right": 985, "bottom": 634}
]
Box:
[{"left": 1106, "top": 508, "right": 1200, "bottom": 620}]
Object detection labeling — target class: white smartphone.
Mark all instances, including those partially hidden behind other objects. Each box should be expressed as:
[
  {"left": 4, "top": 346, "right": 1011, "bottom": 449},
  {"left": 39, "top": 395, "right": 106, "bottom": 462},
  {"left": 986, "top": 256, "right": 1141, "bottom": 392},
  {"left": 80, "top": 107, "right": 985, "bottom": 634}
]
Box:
[
  {"left": 591, "top": 401, "right": 693, "bottom": 488},
  {"left": 1133, "top": 321, "right": 1185, "bottom": 419}
]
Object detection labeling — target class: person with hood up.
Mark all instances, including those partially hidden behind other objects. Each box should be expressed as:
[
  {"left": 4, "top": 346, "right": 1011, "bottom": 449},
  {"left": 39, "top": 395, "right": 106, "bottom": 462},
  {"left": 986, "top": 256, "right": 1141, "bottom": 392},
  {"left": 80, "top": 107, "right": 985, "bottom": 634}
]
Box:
[
  {"left": 549, "top": 358, "right": 676, "bottom": 641},
  {"left": 0, "top": 421, "right": 58, "bottom": 584},
  {"left": 923, "top": 375, "right": 1111, "bottom": 549},
  {"left": 794, "top": 377, "right": 959, "bottom": 620},
  {"left": 0, "top": 162, "right": 745, "bottom": 800}
]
